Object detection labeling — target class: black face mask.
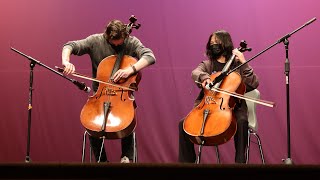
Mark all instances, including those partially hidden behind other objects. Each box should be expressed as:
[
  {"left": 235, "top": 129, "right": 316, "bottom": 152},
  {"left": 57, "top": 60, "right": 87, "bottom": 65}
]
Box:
[
  {"left": 210, "top": 44, "right": 224, "bottom": 58},
  {"left": 110, "top": 43, "right": 125, "bottom": 53}
]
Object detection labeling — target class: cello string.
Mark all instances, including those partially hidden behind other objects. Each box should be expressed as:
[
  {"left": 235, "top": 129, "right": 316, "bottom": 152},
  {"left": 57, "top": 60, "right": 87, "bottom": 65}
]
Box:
[
  {"left": 71, "top": 73, "right": 135, "bottom": 91},
  {"left": 210, "top": 87, "right": 275, "bottom": 108},
  {"left": 55, "top": 66, "right": 135, "bottom": 91},
  {"left": 195, "top": 81, "right": 275, "bottom": 108}
]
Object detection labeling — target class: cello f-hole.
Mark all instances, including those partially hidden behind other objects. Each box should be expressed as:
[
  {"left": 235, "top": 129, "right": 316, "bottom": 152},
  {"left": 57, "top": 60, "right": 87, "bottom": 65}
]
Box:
[
  {"left": 120, "top": 89, "right": 126, "bottom": 101},
  {"left": 80, "top": 55, "right": 140, "bottom": 139}
]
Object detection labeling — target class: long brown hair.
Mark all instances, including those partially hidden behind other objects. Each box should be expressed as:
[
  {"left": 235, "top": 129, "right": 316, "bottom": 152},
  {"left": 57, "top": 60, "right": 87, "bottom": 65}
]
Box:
[{"left": 205, "top": 30, "right": 234, "bottom": 61}]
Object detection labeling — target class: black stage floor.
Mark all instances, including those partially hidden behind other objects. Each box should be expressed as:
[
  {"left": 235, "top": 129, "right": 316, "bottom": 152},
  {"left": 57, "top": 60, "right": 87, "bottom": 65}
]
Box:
[{"left": 0, "top": 163, "right": 319, "bottom": 179}]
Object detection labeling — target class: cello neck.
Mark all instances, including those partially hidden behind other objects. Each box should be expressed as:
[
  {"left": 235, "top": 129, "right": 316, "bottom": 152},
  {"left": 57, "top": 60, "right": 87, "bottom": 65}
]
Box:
[{"left": 213, "top": 54, "right": 236, "bottom": 89}]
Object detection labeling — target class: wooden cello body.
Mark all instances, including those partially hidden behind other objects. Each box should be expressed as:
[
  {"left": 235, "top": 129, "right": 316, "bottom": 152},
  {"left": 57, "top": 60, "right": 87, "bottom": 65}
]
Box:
[
  {"left": 183, "top": 71, "right": 245, "bottom": 146},
  {"left": 80, "top": 55, "right": 141, "bottom": 139},
  {"left": 183, "top": 41, "right": 253, "bottom": 146}
]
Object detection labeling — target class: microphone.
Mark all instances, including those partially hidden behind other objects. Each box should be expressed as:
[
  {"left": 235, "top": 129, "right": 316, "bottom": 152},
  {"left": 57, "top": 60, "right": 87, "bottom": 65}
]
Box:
[{"left": 72, "top": 80, "right": 91, "bottom": 93}]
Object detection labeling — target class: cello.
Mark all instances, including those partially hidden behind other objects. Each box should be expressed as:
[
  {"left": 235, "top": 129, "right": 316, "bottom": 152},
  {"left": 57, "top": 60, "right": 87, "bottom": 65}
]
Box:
[
  {"left": 56, "top": 55, "right": 141, "bottom": 139},
  {"left": 57, "top": 15, "right": 142, "bottom": 139},
  {"left": 80, "top": 55, "right": 141, "bottom": 139},
  {"left": 183, "top": 41, "right": 252, "bottom": 146},
  {"left": 80, "top": 15, "right": 141, "bottom": 139}
]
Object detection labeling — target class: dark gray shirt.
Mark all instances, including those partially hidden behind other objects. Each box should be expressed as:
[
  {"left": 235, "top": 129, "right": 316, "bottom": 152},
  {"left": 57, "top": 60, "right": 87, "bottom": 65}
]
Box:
[
  {"left": 63, "top": 33, "right": 156, "bottom": 91},
  {"left": 191, "top": 59, "right": 259, "bottom": 109}
]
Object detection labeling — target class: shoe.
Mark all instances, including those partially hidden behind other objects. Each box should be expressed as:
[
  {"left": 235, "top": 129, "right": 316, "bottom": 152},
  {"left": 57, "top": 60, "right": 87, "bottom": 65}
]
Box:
[{"left": 120, "top": 156, "right": 130, "bottom": 163}]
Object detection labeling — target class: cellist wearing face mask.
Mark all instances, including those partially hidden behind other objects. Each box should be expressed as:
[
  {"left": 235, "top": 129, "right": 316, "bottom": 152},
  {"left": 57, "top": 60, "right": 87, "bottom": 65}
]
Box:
[{"left": 178, "top": 30, "right": 259, "bottom": 164}]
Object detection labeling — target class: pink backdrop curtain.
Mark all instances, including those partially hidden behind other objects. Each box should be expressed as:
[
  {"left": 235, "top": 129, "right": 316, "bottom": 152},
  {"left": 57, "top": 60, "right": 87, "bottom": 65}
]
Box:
[{"left": 0, "top": 0, "right": 319, "bottom": 164}]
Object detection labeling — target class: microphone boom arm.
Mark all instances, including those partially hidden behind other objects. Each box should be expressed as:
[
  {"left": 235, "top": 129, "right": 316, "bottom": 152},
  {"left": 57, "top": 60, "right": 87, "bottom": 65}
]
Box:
[
  {"left": 11, "top": 47, "right": 91, "bottom": 93},
  {"left": 227, "top": 17, "right": 317, "bottom": 76}
]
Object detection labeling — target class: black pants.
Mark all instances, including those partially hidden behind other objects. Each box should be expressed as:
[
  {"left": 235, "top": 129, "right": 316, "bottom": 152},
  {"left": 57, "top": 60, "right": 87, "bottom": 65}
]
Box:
[
  {"left": 89, "top": 132, "right": 135, "bottom": 162},
  {"left": 178, "top": 100, "right": 249, "bottom": 163}
]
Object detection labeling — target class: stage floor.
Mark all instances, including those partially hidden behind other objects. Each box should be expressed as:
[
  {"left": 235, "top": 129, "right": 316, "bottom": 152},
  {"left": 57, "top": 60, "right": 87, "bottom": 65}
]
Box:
[{"left": 0, "top": 163, "right": 319, "bottom": 179}]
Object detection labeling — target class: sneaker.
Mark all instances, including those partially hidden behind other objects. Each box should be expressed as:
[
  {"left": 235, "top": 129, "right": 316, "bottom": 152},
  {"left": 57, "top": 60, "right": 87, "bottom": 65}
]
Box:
[{"left": 120, "top": 156, "right": 130, "bottom": 163}]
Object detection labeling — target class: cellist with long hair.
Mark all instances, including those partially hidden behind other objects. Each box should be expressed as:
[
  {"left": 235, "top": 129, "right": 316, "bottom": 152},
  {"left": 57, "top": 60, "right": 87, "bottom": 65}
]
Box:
[{"left": 178, "top": 30, "right": 259, "bottom": 164}]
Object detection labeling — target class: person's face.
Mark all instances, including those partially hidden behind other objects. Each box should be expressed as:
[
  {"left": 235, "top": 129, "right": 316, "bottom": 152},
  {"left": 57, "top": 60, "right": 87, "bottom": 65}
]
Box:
[
  {"left": 210, "top": 35, "right": 221, "bottom": 45},
  {"left": 109, "top": 38, "right": 125, "bottom": 52},
  {"left": 209, "top": 35, "right": 224, "bottom": 59},
  {"left": 109, "top": 38, "right": 125, "bottom": 46}
]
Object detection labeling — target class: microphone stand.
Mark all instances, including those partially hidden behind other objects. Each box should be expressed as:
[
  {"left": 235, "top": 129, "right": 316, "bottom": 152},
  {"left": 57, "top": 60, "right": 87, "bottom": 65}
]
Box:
[
  {"left": 11, "top": 47, "right": 87, "bottom": 162},
  {"left": 217, "top": 17, "right": 316, "bottom": 165}
]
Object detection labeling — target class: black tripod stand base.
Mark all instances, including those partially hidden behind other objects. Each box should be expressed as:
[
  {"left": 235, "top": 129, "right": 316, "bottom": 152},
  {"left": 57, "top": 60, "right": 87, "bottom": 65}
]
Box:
[
  {"left": 282, "top": 158, "right": 294, "bottom": 165},
  {"left": 25, "top": 156, "right": 32, "bottom": 163}
]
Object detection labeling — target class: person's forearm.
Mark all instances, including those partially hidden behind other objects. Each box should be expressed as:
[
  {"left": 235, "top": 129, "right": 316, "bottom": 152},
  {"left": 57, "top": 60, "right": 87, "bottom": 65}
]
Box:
[
  {"left": 62, "top": 46, "right": 72, "bottom": 65},
  {"left": 132, "top": 58, "right": 150, "bottom": 72}
]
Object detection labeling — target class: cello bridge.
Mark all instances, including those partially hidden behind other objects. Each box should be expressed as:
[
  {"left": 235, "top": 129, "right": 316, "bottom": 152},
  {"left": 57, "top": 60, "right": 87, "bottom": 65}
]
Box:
[
  {"left": 205, "top": 96, "right": 217, "bottom": 105},
  {"left": 105, "top": 88, "right": 116, "bottom": 96}
]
